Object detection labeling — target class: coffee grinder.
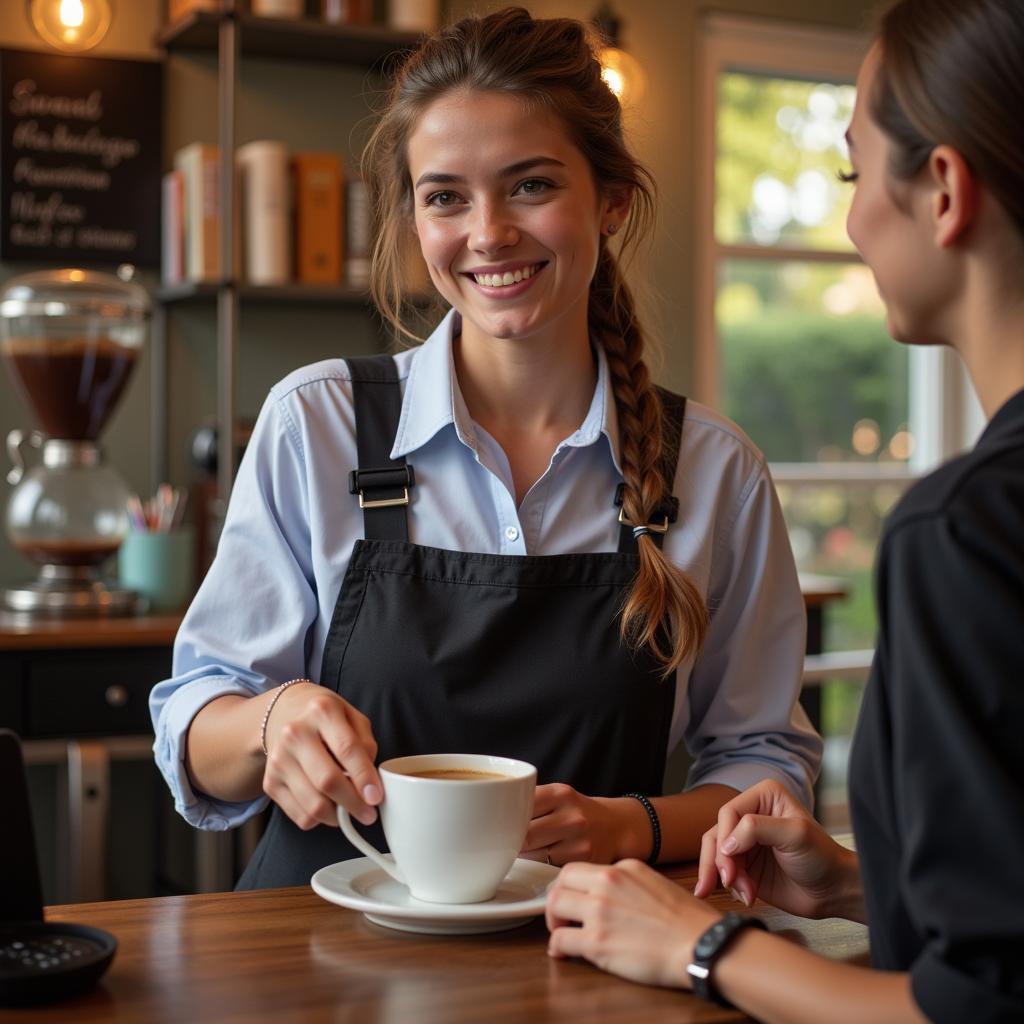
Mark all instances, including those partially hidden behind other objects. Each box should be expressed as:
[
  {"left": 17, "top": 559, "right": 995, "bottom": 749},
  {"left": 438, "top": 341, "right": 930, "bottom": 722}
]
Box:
[{"left": 0, "top": 268, "right": 149, "bottom": 615}]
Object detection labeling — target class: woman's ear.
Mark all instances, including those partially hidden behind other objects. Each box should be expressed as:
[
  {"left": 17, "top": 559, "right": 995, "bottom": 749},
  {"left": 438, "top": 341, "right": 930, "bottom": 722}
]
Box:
[
  {"left": 928, "top": 145, "right": 978, "bottom": 248},
  {"left": 601, "top": 185, "right": 634, "bottom": 232}
]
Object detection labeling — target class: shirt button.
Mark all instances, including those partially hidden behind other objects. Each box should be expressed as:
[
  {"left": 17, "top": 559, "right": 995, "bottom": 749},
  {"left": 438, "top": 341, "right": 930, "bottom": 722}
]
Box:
[{"left": 504, "top": 526, "right": 520, "bottom": 542}]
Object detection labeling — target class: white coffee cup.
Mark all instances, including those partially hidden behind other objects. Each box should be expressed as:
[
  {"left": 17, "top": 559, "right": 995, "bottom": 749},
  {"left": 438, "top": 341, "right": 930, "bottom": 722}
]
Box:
[{"left": 337, "top": 753, "right": 536, "bottom": 904}]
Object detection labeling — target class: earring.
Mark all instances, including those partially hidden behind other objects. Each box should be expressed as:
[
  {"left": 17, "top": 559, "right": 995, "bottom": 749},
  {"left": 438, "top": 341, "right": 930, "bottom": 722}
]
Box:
[{"left": 606, "top": 223, "right": 618, "bottom": 236}]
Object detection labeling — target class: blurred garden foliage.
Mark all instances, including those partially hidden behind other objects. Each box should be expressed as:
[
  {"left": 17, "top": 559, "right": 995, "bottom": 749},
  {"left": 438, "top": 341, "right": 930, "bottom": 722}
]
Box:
[{"left": 714, "top": 71, "right": 913, "bottom": 739}]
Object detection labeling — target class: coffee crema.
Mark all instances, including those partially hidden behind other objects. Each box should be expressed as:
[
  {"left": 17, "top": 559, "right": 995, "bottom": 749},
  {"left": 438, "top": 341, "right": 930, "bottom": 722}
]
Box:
[{"left": 403, "top": 768, "right": 512, "bottom": 781}]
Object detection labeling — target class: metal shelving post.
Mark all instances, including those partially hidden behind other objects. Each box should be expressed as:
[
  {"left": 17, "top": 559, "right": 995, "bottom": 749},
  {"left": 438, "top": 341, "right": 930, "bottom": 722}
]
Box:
[{"left": 217, "top": 0, "right": 240, "bottom": 506}]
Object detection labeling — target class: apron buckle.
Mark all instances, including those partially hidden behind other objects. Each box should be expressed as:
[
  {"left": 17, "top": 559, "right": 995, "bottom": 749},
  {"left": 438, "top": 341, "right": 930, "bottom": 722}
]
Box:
[
  {"left": 349, "top": 465, "right": 416, "bottom": 510},
  {"left": 358, "top": 487, "right": 410, "bottom": 510}
]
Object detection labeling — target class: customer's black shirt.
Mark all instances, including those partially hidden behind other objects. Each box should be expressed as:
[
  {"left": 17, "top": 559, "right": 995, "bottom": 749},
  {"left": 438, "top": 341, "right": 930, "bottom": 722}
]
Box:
[{"left": 849, "top": 388, "right": 1024, "bottom": 1023}]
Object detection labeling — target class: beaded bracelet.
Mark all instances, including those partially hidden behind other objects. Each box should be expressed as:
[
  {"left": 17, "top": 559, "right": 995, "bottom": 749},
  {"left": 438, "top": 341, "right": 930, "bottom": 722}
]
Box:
[
  {"left": 259, "top": 679, "right": 308, "bottom": 757},
  {"left": 623, "top": 792, "right": 662, "bottom": 865}
]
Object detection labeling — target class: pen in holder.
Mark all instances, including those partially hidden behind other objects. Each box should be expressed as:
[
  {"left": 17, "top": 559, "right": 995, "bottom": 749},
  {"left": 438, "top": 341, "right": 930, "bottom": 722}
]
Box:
[{"left": 118, "top": 485, "right": 194, "bottom": 612}]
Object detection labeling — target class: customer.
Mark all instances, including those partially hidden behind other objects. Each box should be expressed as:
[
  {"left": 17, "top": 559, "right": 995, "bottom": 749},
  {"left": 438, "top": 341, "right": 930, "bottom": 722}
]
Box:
[
  {"left": 150, "top": 7, "right": 820, "bottom": 889},
  {"left": 545, "top": 1, "right": 1024, "bottom": 1021}
]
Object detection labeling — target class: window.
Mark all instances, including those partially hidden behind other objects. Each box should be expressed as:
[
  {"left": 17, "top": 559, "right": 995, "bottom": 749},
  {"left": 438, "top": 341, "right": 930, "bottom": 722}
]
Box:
[{"left": 697, "top": 15, "right": 983, "bottom": 825}]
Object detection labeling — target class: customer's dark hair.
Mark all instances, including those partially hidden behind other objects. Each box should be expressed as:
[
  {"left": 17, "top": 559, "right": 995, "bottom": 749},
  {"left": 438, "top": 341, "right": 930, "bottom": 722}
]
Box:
[
  {"left": 362, "top": 7, "right": 707, "bottom": 674},
  {"left": 873, "top": 0, "right": 1024, "bottom": 239}
]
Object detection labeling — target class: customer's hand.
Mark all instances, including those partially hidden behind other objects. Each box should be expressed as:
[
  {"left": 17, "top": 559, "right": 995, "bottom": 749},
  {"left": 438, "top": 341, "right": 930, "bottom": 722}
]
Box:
[
  {"left": 693, "top": 779, "right": 859, "bottom": 920},
  {"left": 261, "top": 683, "right": 382, "bottom": 830},
  {"left": 546, "top": 859, "right": 720, "bottom": 988},
  {"left": 522, "top": 785, "right": 649, "bottom": 865}
]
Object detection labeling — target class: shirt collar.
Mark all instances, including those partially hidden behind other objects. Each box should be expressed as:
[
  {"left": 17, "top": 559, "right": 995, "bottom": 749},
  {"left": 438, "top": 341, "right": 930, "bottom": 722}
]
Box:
[{"left": 391, "top": 307, "right": 623, "bottom": 474}]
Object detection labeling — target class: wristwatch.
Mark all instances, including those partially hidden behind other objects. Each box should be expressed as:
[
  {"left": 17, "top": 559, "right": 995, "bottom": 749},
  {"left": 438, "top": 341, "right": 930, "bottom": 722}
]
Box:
[{"left": 686, "top": 912, "right": 768, "bottom": 1006}]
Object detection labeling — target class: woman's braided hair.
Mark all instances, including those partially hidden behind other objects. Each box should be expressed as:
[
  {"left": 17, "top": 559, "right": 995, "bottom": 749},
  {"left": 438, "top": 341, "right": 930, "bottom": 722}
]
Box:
[{"left": 363, "top": 7, "right": 707, "bottom": 674}]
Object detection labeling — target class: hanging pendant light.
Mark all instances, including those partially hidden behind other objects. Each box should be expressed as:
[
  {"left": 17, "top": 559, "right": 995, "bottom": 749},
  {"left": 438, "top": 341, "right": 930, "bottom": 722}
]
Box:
[
  {"left": 28, "top": 0, "right": 114, "bottom": 53},
  {"left": 591, "top": 1, "right": 647, "bottom": 106}
]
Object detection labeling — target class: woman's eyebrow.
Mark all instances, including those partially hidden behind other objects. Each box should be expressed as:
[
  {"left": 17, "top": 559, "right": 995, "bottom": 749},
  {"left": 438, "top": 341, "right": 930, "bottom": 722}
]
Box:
[{"left": 414, "top": 156, "right": 566, "bottom": 189}]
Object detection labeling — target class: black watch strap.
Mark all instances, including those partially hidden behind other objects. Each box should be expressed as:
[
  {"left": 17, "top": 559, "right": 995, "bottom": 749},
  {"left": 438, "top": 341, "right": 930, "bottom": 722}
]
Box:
[{"left": 686, "top": 912, "right": 768, "bottom": 1007}]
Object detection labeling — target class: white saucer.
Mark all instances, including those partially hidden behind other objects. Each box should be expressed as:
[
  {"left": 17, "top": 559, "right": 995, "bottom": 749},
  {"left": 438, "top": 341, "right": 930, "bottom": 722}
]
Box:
[{"left": 310, "top": 856, "right": 559, "bottom": 935}]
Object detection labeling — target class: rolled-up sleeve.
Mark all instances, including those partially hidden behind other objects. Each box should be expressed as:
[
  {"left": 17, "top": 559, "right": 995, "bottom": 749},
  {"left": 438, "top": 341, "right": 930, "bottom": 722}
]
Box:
[
  {"left": 150, "top": 391, "right": 318, "bottom": 829},
  {"left": 683, "top": 462, "right": 822, "bottom": 808}
]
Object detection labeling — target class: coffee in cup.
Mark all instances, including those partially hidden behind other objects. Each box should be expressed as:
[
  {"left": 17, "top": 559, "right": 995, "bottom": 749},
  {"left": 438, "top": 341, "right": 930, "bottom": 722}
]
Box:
[{"left": 337, "top": 753, "right": 536, "bottom": 904}]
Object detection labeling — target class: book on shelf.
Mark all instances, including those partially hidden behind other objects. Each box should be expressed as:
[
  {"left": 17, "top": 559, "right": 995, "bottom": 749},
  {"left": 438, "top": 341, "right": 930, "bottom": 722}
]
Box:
[
  {"left": 345, "top": 177, "right": 371, "bottom": 289},
  {"left": 237, "top": 140, "right": 291, "bottom": 286},
  {"left": 161, "top": 170, "right": 184, "bottom": 285},
  {"left": 250, "top": 0, "right": 304, "bottom": 16},
  {"left": 173, "top": 142, "right": 220, "bottom": 283},
  {"left": 387, "top": 0, "right": 440, "bottom": 32},
  {"left": 321, "top": 0, "right": 373, "bottom": 23},
  {"left": 167, "top": 0, "right": 219, "bottom": 23},
  {"left": 292, "top": 152, "right": 343, "bottom": 285}
]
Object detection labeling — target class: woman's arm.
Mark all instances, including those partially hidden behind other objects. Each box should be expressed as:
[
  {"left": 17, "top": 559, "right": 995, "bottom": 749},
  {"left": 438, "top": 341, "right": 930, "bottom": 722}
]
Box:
[
  {"left": 524, "top": 783, "right": 740, "bottom": 865},
  {"left": 681, "top": 459, "right": 822, "bottom": 808},
  {"left": 186, "top": 682, "right": 383, "bottom": 827},
  {"left": 715, "top": 927, "right": 925, "bottom": 1024},
  {"left": 546, "top": 860, "right": 926, "bottom": 1024},
  {"left": 152, "top": 383, "right": 382, "bottom": 830}
]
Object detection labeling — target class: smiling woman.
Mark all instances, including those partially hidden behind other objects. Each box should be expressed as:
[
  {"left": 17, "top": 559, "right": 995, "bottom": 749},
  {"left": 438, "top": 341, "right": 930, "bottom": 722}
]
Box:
[{"left": 150, "top": 6, "right": 820, "bottom": 894}]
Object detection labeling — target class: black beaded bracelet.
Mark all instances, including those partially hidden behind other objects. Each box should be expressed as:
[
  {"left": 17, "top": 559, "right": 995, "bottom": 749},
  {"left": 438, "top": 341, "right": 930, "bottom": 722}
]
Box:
[{"left": 623, "top": 792, "right": 661, "bottom": 865}]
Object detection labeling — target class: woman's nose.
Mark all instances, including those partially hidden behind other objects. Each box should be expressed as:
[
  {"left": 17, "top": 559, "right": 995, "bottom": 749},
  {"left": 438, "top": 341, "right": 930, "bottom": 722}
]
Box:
[{"left": 469, "top": 202, "right": 518, "bottom": 254}]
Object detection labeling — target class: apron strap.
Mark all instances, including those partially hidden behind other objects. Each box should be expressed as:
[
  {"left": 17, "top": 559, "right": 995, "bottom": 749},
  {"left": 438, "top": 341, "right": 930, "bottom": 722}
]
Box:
[
  {"left": 345, "top": 355, "right": 414, "bottom": 542},
  {"left": 616, "top": 388, "right": 687, "bottom": 553}
]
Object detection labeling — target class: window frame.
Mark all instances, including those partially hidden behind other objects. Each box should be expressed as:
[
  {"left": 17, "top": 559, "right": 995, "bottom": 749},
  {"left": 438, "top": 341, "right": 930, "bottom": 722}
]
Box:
[{"left": 695, "top": 13, "right": 981, "bottom": 478}]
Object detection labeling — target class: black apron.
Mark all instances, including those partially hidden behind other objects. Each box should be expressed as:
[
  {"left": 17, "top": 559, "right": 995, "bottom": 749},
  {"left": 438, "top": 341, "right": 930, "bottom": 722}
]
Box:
[{"left": 238, "top": 355, "right": 686, "bottom": 889}]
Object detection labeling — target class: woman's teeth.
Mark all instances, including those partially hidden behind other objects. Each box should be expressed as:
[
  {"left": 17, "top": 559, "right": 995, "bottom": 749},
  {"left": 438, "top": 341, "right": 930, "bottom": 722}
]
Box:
[{"left": 473, "top": 264, "right": 538, "bottom": 287}]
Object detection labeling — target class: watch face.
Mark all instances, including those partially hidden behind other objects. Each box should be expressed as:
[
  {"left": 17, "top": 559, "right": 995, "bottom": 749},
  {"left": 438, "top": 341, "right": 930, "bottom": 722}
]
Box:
[{"left": 695, "top": 918, "right": 732, "bottom": 959}]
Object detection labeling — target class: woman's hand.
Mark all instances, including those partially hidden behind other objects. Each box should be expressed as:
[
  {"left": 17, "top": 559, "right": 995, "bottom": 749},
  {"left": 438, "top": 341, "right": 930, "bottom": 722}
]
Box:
[
  {"left": 522, "top": 785, "right": 653, "bottom": 865},
  {"left": 546, "top": 859, "right": 720, "bottom": 988},
  {"left": 261, "top": 682, "right": 383, "bottom": 830},
  {"left": 694, "top": 779, "right": 861, "bottom": 921}
]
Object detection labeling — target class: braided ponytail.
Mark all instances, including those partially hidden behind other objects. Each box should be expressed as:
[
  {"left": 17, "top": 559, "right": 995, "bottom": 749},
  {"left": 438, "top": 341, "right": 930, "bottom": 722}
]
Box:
[{"left": 589, "top": 250, "right": 708, "bottom": 674}]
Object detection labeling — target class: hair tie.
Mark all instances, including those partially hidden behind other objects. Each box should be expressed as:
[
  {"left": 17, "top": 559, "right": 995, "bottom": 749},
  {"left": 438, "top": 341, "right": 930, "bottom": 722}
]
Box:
[{"left": 632, "top": 525, "right": 652, "bottom": 540}]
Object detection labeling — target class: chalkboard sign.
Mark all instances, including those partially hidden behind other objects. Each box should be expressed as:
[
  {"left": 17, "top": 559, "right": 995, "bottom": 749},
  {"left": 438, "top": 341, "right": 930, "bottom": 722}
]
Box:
[{"left": 1, "top": 48, "right": 161, "bottom": 266}]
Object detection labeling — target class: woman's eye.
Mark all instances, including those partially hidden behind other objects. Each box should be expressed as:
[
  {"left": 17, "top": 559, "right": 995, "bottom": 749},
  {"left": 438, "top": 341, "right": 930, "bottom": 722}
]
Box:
[
  {"left": 836, "top": 169, "right": 859, "bottom": 184},
  {"left": 516, "top": 178, "right": 553, "bottom": 196},
  {"left": 425, "top": 190, "right": 461, "bottom": 207}
]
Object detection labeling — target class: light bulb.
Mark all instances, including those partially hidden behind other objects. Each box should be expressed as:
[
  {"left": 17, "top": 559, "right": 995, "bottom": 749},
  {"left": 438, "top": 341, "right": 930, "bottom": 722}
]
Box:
[
  {"left": 598, "top": 46, "right": 647, "bottom": 106},
  {"left": 28, "top": 0, "right": 113, "bottom": 53}
]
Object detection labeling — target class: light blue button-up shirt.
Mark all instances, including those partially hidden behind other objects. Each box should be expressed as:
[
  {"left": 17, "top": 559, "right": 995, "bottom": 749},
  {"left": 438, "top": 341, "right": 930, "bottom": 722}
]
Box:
[{"left": 151, "top": 310, "right": 821, "bottom": 829}]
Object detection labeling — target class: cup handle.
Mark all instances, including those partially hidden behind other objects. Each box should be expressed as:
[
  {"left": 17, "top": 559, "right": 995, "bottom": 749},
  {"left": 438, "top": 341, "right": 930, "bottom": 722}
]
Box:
[{"left": 336, "top": 806, "right": 406, "bottom": 886}]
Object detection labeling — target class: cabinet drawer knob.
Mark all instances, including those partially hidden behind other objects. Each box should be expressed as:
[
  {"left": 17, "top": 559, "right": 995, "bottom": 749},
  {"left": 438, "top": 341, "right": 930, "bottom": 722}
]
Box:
[{"left": 105, "top": 685, "right": 129, "bottom": 708}]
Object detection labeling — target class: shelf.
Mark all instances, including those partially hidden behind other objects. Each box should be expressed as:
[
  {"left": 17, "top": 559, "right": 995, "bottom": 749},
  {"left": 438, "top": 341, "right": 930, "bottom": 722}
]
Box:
[
  {"left": 155, "top": 281, "right": 377, "bottom": 307},
  {"left": 157, "top": 10, "right": 423, "bottom": 66}
]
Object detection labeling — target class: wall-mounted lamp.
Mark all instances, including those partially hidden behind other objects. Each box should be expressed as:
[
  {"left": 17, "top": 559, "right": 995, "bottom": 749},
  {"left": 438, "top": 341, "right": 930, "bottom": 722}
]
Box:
[
  {"left": 28, "top": 0, "right": 113, "bottom": 53},
  {"left": 591, "top": 1, "right": 647, "bottom": 106}
]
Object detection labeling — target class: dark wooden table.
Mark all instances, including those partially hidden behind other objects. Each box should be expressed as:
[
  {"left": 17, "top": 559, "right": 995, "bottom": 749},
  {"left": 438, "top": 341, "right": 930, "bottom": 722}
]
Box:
[{"left": 9, "top": 859, "right": 869, "bottom": 1023}]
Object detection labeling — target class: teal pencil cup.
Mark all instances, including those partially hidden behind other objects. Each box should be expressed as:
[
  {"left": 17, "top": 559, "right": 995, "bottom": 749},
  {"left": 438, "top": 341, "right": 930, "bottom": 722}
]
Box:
[{"left": 118, "top": 527, "right": 195, "bottom": 612}]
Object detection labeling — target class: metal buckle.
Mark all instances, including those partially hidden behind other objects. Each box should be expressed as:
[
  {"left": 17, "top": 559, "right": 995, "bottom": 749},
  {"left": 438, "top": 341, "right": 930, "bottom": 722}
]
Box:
[
  {"left": 617, "top": 508, "right": 669, "bottom": 533},
  {"left": 357, "top": 488, "right": 410, "bottom": 510}
]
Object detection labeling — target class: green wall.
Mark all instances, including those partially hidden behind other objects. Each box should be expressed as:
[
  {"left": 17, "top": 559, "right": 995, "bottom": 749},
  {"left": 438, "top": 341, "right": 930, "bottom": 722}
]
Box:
[{"left": 0, "top": 0, "right": 873, "bottom": 587}]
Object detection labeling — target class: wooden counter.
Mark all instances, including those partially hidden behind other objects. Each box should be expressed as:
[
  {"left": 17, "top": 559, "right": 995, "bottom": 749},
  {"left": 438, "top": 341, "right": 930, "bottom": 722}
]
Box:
[
  {"left": 0, "top": 613, "right": 182, "bottom": 651},
  {"left": 7, "top": 859, "right": 869, "bottom": 1023}
]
